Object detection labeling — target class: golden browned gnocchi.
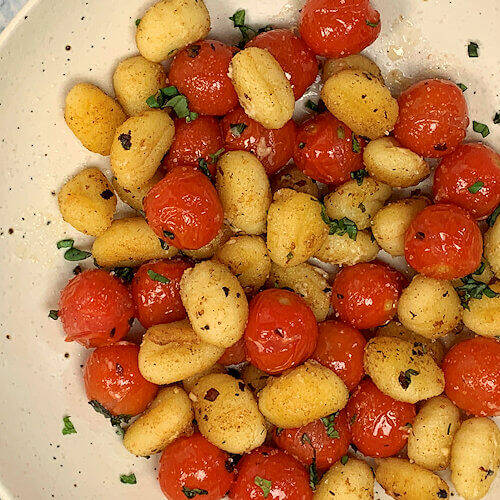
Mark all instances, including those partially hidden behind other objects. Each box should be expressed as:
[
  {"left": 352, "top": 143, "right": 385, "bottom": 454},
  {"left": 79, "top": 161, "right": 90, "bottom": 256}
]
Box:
[
  {"left": 135, "top": 0, "right": 211, "bottom": 62},
  {"left": 323, "top": 53, "right": 383, "bottom": 83},
  {"left": 92, "top": 217, "right": 178, "bottom": 267},
  {"left": 110, "top": 109, "right": 175, "bottom": 189},
  {"left": 182, "top": 224, "right": 233, "bottom": 260},
  {"left": 397, "top": 275, "right": 462, "bottom": 338},
  {"left": 181, "top": 363, "right": 225, "bottom": 393},
  {"left": 123, "top": 386, "right": 193, "bottom": 456},
  {"left": 241, "top": 364, "right": 270, "bottom": 394},
  {"left": 215, "top": 151, "right": 271, "bottom": 235},
  {"left": 64, "top": 83, "right": 127, "bottom": 156},
  {"left": 229, "top": 47, "right": 295, "bottom": 129},
  {"left": 363, "top": 137, "right": 430, "bottom": 188},
  {"left": 111, "top": 170, "right": 163, "bottom": 212},
  {"left": 138, "top": 320, "right": 224, "bottom": 384},
  {"left": 485, "top": 217, "right": 500, "bottom": 277},
  {"left": 58, "top": 167, "right": 116, "bottom": 236},
  {"left": 462, "top": 281, "right": 500, "bottom": 337},
  {"left": 266, "top": 189, "right": 328, "bottom": 267},
  {"left": 180, "top": 260, "right": 248, "bottom": 348},
  {"left": 271, "top": 165, "right": 319, "bottom": 197},
  {"left": 258, "top": 360, "right": 349, "bottom": 428},
  {"left": 451, "top": 417, "right": 500, "bottom": 500},
  {"left": 190, "top": 373, "right": 266, "bottom": 454},
  {"left": 321, "top": 69, "right": 399, "bottom": 139}
]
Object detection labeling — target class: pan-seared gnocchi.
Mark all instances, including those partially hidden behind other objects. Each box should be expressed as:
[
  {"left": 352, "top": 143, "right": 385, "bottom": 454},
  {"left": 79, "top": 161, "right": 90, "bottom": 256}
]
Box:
[
  {"left": 271, "top": 165, "right": 320, "bottom": 197},
  {"left": 323, "top": 53, "right": 383, "bottom": 83},
  {"left": 111, "top": 171, "right": 163, "bottom": 212},
  {"left": 181, "top": 363, "right": 225, "bottom": 393},
  {"left": 485, "top": 217, "right": 500, "bottom": 277},
  {"left": 241, "top": 364, "right": 270, "bottom": 394},
  {"left": 182, "top": 224, "right": 234, "bottom": 260},
  {"left": 462, "top": 281, "right": 500, "bottom": 337}
]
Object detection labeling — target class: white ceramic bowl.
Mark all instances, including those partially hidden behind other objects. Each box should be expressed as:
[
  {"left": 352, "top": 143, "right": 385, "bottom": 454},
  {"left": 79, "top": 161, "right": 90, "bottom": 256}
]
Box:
[{"left": 0, "top": 0, "right": 499, "bottom": 498}]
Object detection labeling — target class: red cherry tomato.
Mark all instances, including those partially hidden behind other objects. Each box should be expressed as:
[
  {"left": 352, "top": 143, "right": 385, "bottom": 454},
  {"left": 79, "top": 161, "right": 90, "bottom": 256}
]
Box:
[
  {"left": 131, "top": 259, "right": 193, "bottom": 328},
  {"left": 230, "top": 446, "right": 312, "bottom": 500},
  {"left": 273, "top": 410, "right": 351, "bottom": 470},
  {"left": 158, "top": 433, "right": 236, "bottom": 500},
  {"left": 162, "top": 116, "right": 223, "bottom": 176},
  {"left": 442, "top": 337, "right": 500, "bottom": 416},
  {"left": 83, "top": 342, "right": 157, "bottom": 416},
  {"left": 244, "top": 289, "right": 318, "bottom": 374},
  {"left": 221, "top": 107, "right": 296, "bottom": 175},
  {"left": 330, "top": 262, "right": 405, "bottom": 330},
  {"left": 218, "top": 337, "right": 246, "bottom": 366},
  {"left": 293, "top": 113, "right": 364, "bottom": 185},
  {"left": 394, "top": 79, "right": 469, "bottom": 158},
  {"left": 433, "top": 143, "right": 500, "bottom": 219},
  {"left": 59, "top": 269, "right": 135, "bottom": 348},
  {"left": 404, "top": 203, "right": 483, "bottom": 280},
  {"left": 169, "top": 40, "right": 239, "bottom": 116},
  {"left": 312, "top": 320, "right": 366, "bottom": 391},
  {"left": 299, "top": 0, "right": 381, "bottom": 58},
  {"left": 346, "top": 379, "right": 415, "bottom": 458},
  {"left": 144, "top": 165, "right": 224, "bottom": 250},
  {"left": 247, "top": 28, "right": 318, "bottom": 100}
]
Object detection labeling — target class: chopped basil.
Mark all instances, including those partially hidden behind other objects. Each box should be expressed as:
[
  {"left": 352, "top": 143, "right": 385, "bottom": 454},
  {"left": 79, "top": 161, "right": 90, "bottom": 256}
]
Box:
[
  {"left": 275, "top": 427, "right": 284, "bottom": 436},
  {"left": 163, "top": 230, "right": 175, "bottom": 240},
  {"left": 49, "top": 310, "right": 59, "bottom": 320},
  {"left": 365, "top": 19, "right": 380, "bottom": 28},
  {"left": 487, "top": 205, "right": 500, "bottom": 226},
  {"left": 467, "top": 41, "right": 479, "bottom": 57},
  {"left": 301, "top": 433, "right": 312, "bottom": 445},
  {"left": 111, "top": 267, "right": 135, "bottom": 284},
  {"left": 57, "top": 239, "right": 74, "bottom": 249},
  {"left": 350, "top": 414, "right": 357, "bottom": 424},
  {"left": 398, "top": 369, "right": 419, "bottom": 389},
  {"left": 229, "top": 9, "right": 246, "bottom": 27},
  {"left": 254, "top": 476, "right": 272, "bottom": 497},
  {"left": 472, "top": 121, "right": 490, "bottom": 137},
  {"left": 351, "top": 133, "right": 361, "bottom": 153},
  {"left": 181, "top": 486, "right": 208, "bottom": 498},
  {"left": 306, "top": 100, "right": 319, "bottom": 112},
  {"left": 455, "top": 273, "right": 499, "bottom": 309},
  {"left": 321, "top": 205, "right": 358, "bottom": 240},
  {"left": 230, "top": 123, "right": 247, "bottom": 137},
  {"left": 337, "top": 126, "right": 345, "bottom": 139},
  {"left": 198, "top": 158, "right": 212, "bottom": 180},
  {"left": 340, "top": 455, "right": 349, "bottom": 465},
  {"left": 456, "top": 83, "right": 467, "bottom": 92},
  {"left": 209, "top": 148, "right": 225, "bottom": 164},
  {"left": 88, "top": 400, "right": 131, "bottom": 437},
  {"left": 64, "top": 248, "right": 92, "bottom": 261},
  {"left": 286, "top": 251, "right": 294, "bottom": 261},
  {"left": 468, "top": 180, "right": 484, "bottom": 194},
  {"left": 309, "top": 457, "right": 319, "bottom": 490},
  {"left": 135, "top": 19, "right": 141, "bottom": 27},
  {"left": 118, "top": 131, "right": 132, "bottom": 150},
  {"left": 120, "top": 473, "right": 136, "bottom": 485},
  {"left": 298, "top": 142, "right": 306, "bottom": 149},
  {"left": 146, "top": 87, "right": 198, "bottom": 122},
  {"left": 494, "top": 112, "right": 500, "bottom": 124},
  {"left": 473, "top": 262, "right": 486, "bottom": 276},
  {"left": 62, "top": 416, "right": 77, "bottom": 435},
  {"left": 320, "top": 412, "right": 340, "bottom": 439},
  {"left": 159, "top": 239, "right": 169, "bottom": 250},
  {"left": 229, "top": 9, "right": 271, "bottom": 48},
  {"left": 350, "top": 168, "right": 368, "bottom": 186},
  {"left": 147, "top": 270, "right": 170, "bottom": 284}
]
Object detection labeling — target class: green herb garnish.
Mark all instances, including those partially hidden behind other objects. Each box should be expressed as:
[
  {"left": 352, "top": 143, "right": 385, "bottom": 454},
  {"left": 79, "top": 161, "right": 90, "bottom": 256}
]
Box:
[
  {"left": 163, "top": 230, "right": 175, "bottom": 240},
  {"left": 120, "top": 473, "right": 137, "bottom": 485},
  {"left": 457, "top": 83, "right": 467, "bottom": 92},
  {"left": 320, "top": 412, "right": 340, "bottom": 439},
  {"left": 350, "top": 168, "right": 368, "bottom": 185},
  {"left": 472, "top": 121, "right": 490, "bottom": 137},
  {"left": 487, "top": 205, "right": 500, "bottom": 226},
  {"left": 337, "top": 126, "right": 345, "bottom": 139},
  {"left": 209, "top": 148, "right": 225, "bottom": 164},
  {"left": 398, "top": 369, "right": 419, "bottom": 389},
  {"left": 62, "top": 416, "right": 77, "bottom": 435},
  {"left": 181, "top": 486, "right": 208, "bottom": 498},
  {"left": 366, "top": 19, "right": 380, "bottom": 28},
  {"left": 146, "top": 86, "right": 198, "bottom": 122},
  {"left": 147, "top": 270, "right": 170, "bottom": 284},
  {"left": 49, "top": 310, "right": 59, "bottom": 320},
  {"left": 351, "top": 133, "right": 361, "bottom": 153},
  {"left": 468, "top": 41, "right": 479, "bottom": 57},
  {"left": 468, "top": 181, "right": 484, "bottom": 194},
  {"left": 301, "top": 433, "right": 312, "bottom": 445},
  {"left": 135, "top": 19, "right": 141, "bottom": 27},
  {"left": 198, "top": 159, "right": 213, "bottom": 180},
  {"left": 57, "top": 239, "right": 74, "bottom": 249},
  {"left": 64, "top": 248, "right": 92, "bottom": 261},
  {"left": 321, "top": 205, "right": 358, "bottom": 240},
  {"left": 341, "top": 455, "right": 349, "bottom": 465},
  {"left": 494, "top": 112, "right": 500, "bottom": 124},
  {"left": 298, "top": 142, "right": 306, "bottom": 149},
  {"left": 89, "top": 400, "right": 131, "bottom": 437},
  {"left": 455, "top": 273, "right": 499, "bottom": 309},
  {"left": 306, "top": 100, "right": 319, "bottom": 112},
  {"left": 229, "top": 10, "right": 272, "bottom": 48},
  {"left": 254, "top": 476, "right": 272, "bottom": 497},
  {"left": 309, "top": 457, "right": 319, "bottom": 490},
  {"left": 111, "top": 267, "right": 135, "bottom": 284},
  {"left": 230, "top": 123, "right": 247, "bottom": 137}
]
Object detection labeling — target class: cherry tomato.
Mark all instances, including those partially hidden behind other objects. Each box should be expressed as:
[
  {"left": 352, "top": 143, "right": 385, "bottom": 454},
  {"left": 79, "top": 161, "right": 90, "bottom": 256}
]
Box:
[
  {"left": 404, "top": 203, "right": 483, "bottom": 280},
  {"left": 247, "top": 28, "right": 318, "bottom": 100},
  {"left": 158, "top": 433, "right": 236, "bottom": 500},
  {"left": 244, "top": 289, "right": 318, "bottom": 374},
  {"left": 59, "top": 269, "right": 135, "bottom": 348},
  {"left": 131, "top": 259, "right": 193, "bottom": 328},
  {"left": 218, "top": 337, "right": 246, "bottom": 366},
  {"left": 273, "top": 410, "right": 351, "bottom": 470},
  {"left": 312, "top": 320, "right": 366, "bottom": 391},
  {"left": 230, "top": 446, "right": 312, "bottom": 500},
  {"left": 299, "top": 0, "right": 381, "bottom": 58},
  {"left": 433, "top": 143, "right": 500, "bottom": 219},
  {"left": 293, "top": 113, "right": 363, "bottom": 185},
  {"left": 346, "top": 379, "right": 416, "bottom": 458},
  {"left": 330, "top": 262, "right": 405, "bottom": 330},
  {"left": 169, "top": 40, "right": 239, "bottom": 116},
  {"left": 442, "top": 337, "right": 500, "bottom": 416},
  {"left": 144, "top": 165, "right": 224, "bottom": 250},
  {"left": 394, "top": 79, "right": 469, "bottom": 158},
  {"left": 83, "top": 342, "right": 157, "bottom": 416},
  {"left": 162, "top": 116, "right": 223, "bottom": 176}
]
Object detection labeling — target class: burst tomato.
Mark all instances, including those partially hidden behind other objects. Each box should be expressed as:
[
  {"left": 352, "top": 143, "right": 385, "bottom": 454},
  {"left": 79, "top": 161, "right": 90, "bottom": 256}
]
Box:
[{"left": 218, "top": 337, "right": 246, "bottom": 366}]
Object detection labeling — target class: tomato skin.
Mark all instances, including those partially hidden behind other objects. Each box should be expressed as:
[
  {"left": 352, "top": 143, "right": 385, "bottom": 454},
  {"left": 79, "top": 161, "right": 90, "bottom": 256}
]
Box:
[
  {"left": 404, "top": 203, "right": 483, "bottom": 280},
  {"left": 394, "top": 79, "right": 469, "bottom": 158},
  {"left": 330, "top": 262, "right": 406, "bottom": 330},
  {"left": 218, "top": 337, "right": 246, "bottom": 366},
  {"left": 312, "top": 320, "right": 366, "bottom": 391},
  {"left": 299, "top": 0, "right": 381, "bottom": 58},
  {"left": 83, "top": 343, "right": 158, "bottom": 416},
  {"left": 169, "top": 40, "right": 239, "bottom": 116},
  {"left": 433, "top": 143, "right": 500, "bottom": 219},
  {"left": 131, "top": 259, "right": 193, "bottom": 328},
  {"left": 162, "top": 116, "right": 223, "bottom": 175},
  {"left": 158, "top": 433, "right": 236, "bottom": 500},
  {"left": 230, "top": 446, "right": 313, "bottom": 500},
  {"left": 247, "top": 28, "right": 318, "bottom": 100},
  {"left": 442, "top": 337, "right": 500, "bottom": 416},
  {"left": 293, "top": 113, "right": 363, "bottom": 184},
  {"left": 346, "top": 379, "right": 416, "bottom": 458},
  {"left": 144, "top": 165, "right": 224, "bottom": 250},
  {"left": 59, "top": 269, "right": 135, "bottom": 348},
  {"left": 273, "top": 410, "right": 351, "bottom": 470},
  {"left": 244, "top": 289, "right": 319, "bottom": 374}
]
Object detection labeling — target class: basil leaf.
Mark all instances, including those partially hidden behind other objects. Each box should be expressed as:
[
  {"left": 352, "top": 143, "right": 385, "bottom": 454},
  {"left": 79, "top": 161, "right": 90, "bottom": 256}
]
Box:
[
  {"left": 341, "top": 455, "right": 349, "bottom": 465},
  {"left": 468, "top": 181, "right": 484, "bottom": 194},
  {"left": 398, "top": 369, "right": 419, "bottom": 389},
  {"left": 337, "top": 126, "right": 345, "bottom": 139},
  {"left": 64, "top": 248, "right": 91, "bottom": 261},
  {"left": 89, "top": 400, "right": 131, "bottom": 437},
  {"left": 182, "top": 486, "right": 208, "bottom": 498},
  {"left": 487, "top": 205, "right": 500, "bottom": 226},
  {"left": 366, "top": 19, "right": 380, "bottom": 28},
  {"left": 320, "top": 412, "right": 340, "bottom": 439},
  {"left": 147, "top": 270, "right": 170, "bottom": 284},
  {"left": 209, "top": 148, "right": 225, "bottom": 164},
  {"left": 135, "top": 19, "right": 141, "bottom": 27},
  {"left": 472, "top": 121, "right": 490, "bottom": 137},
  {"left": 351, "top": 133, "right": 361, "bottom": 153},
  {"left": 57, "top": 239, "right": 74, "bottom": 249},
  {"left": 350, "top": 168, "right": 368, "bottom": 186},
  {"left": 456, "top": 83, "right": 467, "bottom": 92},
  {"left": 229, "top": 9, "right": 246, "bottom": 27},
  {"left": 306, "top": 100, "right": 319, "bottom": 112},
  {"left": 198, "top": 158, "right": 213, "bottom": 180},
  {"left": 230, "top": 123, "right": 247, "bottom": 137},
  {"left": 309, "top": 457, "right": 319, "bottom": 490},
  {"left": 254, "top": 476, "right": 272, "bottom": 497},
  {"left": 49, "top": 310, "right": 59, "bottom": 320},
  {"left": 321, "top": 205, "right": 358, "bottom": 240},
  {"left": 111, "top": 267, "right": 135, "bottom": 284},
  {"left": 494, "top": 112, "right": 500, "bottom": 124},
  {"left": 62, "top": 416, "right": 77, "bottom": 435},
  {"left": 120, "top": 473, "right": 137, "bottom": 485},
  {"left": 468, "top": 41, "right": 479, "bottom": 57},
  {"left": 146, "top": 87, "right": 197, "bottom": 122}
]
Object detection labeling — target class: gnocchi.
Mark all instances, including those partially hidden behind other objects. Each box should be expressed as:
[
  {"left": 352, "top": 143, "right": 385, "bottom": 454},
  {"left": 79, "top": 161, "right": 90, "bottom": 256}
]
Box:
[
  {"left": 323, "top": 53, "right": 383, "bottom": 83},
  {"left": 462, "top": 281, "right": 500, "bottom": 337},
  {"left": 182, "top": 224, "right": 233, "bottom": 260},
  {"left": 271, "top": 164, "right": 319, "bottom": 198},
  {"left": 111, "top": 170, "right": 163, "bottom": 212}
]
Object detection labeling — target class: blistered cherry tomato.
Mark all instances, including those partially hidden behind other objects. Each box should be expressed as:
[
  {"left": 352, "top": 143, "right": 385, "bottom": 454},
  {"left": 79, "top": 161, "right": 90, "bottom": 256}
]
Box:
[
  {"left": 247, "top": 28, "right": 318, "bottom": 100},
  {"left": 230, "top": 446, "right": 312, "bottom": 500},
  {"left": 433, "top": 143, "right": 500, "bottom": 219},
  {"left": 162, "top": 116, "right": 223, "bottom": 176},
  {"left": 59, "top": 269, "right": 135, "bottom": 348},
  {"left": 221, "top": 107, "right": 296, "bottom": 175},
  {"left": 294, "top": 113, "right": 363, "bottom": 184},
  {"left": 330, "top": 262, "right": 405, "bottom": 330},
  {"left": 442, "top": 337, "right": 500, "bottom": 416},
  {"left": 312, "top": 320, "right": 366, "bottom": 391},
  {"left": 218, "top": 337, "right": 246, "bottom": 366},
  {"left": 273, "top": 410, "right": 351, "bottom": 470},
  {"left": 244, "top": 289, "right": 318, "bottom": 374},
  {"left": 404, "top": 203, "right": 483, "bottom": 280},
  {"left": 169, "top": 40, "right": 239, "bottom": 116},
  {"left": 394, "top": 79, "right": 469, "bottom": 158},
  {"left": 144, "top": 165, "right": 223, "bottom": 250},
  {"left": 131, "top": 259, "right": 193, "bottom": 328},
  {"left": 299, "top": 0, "right": 381, "bottom": 58},
  {"left": 158, "top": 433, "right": 236, "bottom": 500},
  {"left": 346, "top": 379, "right": 415, "bottom": 458},
  {"left": 83, "top": 342, "right": 157, "bottom": 416}
]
